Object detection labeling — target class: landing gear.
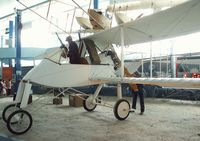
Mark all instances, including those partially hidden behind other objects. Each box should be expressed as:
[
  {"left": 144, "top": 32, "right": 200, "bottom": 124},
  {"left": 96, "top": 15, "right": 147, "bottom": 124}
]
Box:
[
  {"left": 7, "top": 110, "right": 32, "bottom": 135},
  {"left": 114, "top": 99, "right": 130, "bottom": 120},
  {"left": 2, "top": 103, "right": 20, "bottom": 123},
  {"left": 83, "top": 96, "right": 97, "bottom": 112},
  {"left": 83, "top": 84, "right": 103, "bottom": 112}
]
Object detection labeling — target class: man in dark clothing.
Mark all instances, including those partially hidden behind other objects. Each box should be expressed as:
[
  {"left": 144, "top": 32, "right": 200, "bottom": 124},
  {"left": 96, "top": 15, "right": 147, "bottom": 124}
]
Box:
[
  {"left": 66, "top": 36, "right": 80, "bottom": 64},
  {"left": 131, "top": 84, "right": 145, "bottom": 115}
]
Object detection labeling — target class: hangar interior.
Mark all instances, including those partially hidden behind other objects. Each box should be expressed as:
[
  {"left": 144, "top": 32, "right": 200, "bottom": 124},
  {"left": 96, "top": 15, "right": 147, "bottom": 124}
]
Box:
[{"left": 0, "top": 0, "right": 200, "bottom": 141}]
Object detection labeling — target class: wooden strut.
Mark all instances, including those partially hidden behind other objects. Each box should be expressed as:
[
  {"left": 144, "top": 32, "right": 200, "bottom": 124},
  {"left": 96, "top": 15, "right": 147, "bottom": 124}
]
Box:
[
  {"left": 71, "top": 0, "right": 105, "bottom": 30},
  {"left": 109, "top": 1, "right": 116, "bottom": 28},
  {"left": 46, "top": 0, "right": 52, "bottom": 19}
]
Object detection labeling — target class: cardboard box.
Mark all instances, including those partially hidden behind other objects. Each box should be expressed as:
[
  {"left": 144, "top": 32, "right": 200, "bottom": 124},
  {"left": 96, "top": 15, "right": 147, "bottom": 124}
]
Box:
[{"left": 69, "top": 94, "right": 85, "bottom": 107}]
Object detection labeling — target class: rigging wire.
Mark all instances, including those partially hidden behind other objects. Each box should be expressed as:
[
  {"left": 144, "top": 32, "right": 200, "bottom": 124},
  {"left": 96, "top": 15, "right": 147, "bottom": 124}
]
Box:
[{"left": 17, "top": 0, "right": 68, "bottom": 34}]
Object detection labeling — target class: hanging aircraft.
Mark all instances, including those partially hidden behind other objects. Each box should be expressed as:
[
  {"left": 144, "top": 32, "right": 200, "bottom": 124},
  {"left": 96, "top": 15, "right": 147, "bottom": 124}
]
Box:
[{"left": 2, "top": 0, "right": 200, "bottom": 135}]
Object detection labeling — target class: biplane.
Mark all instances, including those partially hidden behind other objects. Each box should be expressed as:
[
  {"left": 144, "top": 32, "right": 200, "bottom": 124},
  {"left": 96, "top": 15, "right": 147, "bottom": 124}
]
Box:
[{"left": 2, "top": 0, "right": 200, "bottom": 135}]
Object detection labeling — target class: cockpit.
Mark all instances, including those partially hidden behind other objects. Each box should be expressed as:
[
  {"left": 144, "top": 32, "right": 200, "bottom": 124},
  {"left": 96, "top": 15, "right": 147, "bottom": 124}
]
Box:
[{"left": 45, "top": 39, "right": 121, "bottom": 70}]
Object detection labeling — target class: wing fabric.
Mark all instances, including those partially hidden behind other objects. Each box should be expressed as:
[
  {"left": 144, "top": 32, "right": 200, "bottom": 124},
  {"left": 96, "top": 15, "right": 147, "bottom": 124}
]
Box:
[
  {"left": 85, "top": 0, "right": 200, "bottom": 47},
  {"left": 91, "top": 77, "right": 200, "bottom": 89}
]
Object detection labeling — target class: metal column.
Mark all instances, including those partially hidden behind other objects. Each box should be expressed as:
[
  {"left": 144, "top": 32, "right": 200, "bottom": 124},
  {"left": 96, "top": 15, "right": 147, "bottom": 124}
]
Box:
[
  {"left": 0, "top": 36, "right": 2, "bottom": 69},
  {"left": 14, "top": 9, "right": 22, "bottom": 93},
  {"left": 0, "top": 35, "right": 3, "bottom": 48},
  {"left": 9, "top": 20, "right": 13, "bottom": 66},
  {"left": 150, "top": 41, "right": 152, "bottom": 78},
  {"left": 141, "top": 53, "right": 144, "bottom": 77},
  {"left": 170, "top": 41, "right": 176, "bottom": 78},
  {"left": 9, "top": 21, "right": 13, "bottom": 48},
  {"left": 94, "top": 0, "right": 98, "bottom": 9}
]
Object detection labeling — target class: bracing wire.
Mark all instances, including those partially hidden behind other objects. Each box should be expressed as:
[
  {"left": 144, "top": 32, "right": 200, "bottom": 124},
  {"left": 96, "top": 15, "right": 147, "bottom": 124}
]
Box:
[{"left": 17, "top": 0, "right": 68, "bottom": 34}]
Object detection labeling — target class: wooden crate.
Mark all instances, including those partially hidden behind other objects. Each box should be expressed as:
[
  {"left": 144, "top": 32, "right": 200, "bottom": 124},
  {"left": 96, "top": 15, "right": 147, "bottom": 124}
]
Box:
[
  {"left": 53, "top": 97, "right": 63, "bottom": 105},
  {"left": 69, "top": 94, "right": 85, "bottom": 107}
]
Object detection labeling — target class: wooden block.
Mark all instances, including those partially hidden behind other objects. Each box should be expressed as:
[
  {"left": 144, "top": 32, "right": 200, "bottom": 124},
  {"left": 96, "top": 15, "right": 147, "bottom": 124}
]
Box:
[
  {"left": 53, "top": 97, "right": 63, "bottom": 105},
  {"left": 69, "top": 94, "right": 85, "bottom": 107}
]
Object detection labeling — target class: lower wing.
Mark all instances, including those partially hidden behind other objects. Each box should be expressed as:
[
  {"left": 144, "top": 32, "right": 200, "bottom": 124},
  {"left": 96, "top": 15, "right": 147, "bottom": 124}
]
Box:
[{"left": 91, "top": 77, "right": 200, "bottom": 89}]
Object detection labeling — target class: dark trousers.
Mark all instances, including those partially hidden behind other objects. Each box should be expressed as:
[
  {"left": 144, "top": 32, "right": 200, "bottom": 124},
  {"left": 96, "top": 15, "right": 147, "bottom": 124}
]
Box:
[
  {"left": 7, "top": 89, "right": 11, "bottom": 95},
  {"left": 132, "top": 89, "right": 145, "bottom": 113}
]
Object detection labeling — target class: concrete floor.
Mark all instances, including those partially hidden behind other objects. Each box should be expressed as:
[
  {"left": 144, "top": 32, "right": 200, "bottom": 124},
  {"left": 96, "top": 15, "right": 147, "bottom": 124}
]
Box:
[{"left": 0, "top": 94, "right": 200, "bottom": 141}]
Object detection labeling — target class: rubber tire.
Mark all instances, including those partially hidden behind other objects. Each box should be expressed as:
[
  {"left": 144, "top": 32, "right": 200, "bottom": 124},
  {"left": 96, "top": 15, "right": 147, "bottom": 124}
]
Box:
[
  {"left": 114, "top": 99, "right": 130, "bottom": 120},
  {"left": 7, "top": 110, "right": 32, "bottom": 135},
  {"left": 2, "top": 103, "right": 20, "bottom": 123},
  {"left": 83, "top": 96, "right": 97, "bottom": 112}
]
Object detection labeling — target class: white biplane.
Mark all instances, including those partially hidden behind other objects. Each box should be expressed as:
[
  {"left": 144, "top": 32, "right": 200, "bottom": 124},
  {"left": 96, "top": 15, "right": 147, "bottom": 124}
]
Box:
[{"left": 2, "top": 0, "right": 200, "bottom": 135}]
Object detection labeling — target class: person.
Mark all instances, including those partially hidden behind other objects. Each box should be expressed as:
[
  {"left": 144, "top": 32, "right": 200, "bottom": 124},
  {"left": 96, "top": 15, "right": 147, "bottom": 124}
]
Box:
[
  {"left": 65, "top": 36, "right": 80, "bottom": 64},
  {"left": 1, "top": 80, "right": 7, "bottom": 96},
  {"left": 7, "top": 79, "right": 12, "bottom": 96},
  {"left": 130, "top": 84, "right": 145, "bottom": 115},
  {"left": 0, "top": 79, "right": 3, "bottom": 95},
  {"left": 123, "top": 67, "right": 145, "bottom": 114}
]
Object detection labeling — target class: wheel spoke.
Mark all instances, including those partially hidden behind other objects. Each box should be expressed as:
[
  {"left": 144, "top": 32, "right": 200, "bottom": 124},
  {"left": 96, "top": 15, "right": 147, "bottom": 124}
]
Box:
[
  {"left": 83, "top": 96, "right": 97, "bottom": 112},
  {"left": 7, "top": 110, "right": 32, "bottom": 135},
  {"left": 2, "top": 103, "right": 20, "bottom": 123}
]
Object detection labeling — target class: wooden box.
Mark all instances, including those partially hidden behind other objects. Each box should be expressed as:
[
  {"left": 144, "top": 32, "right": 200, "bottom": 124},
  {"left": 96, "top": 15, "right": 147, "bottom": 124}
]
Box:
[
  {"left": 53, "top": 97, "right": 63, "bottom": 105},
  {"left": 69, "top": 94, "right": 85, "bottom": 107}
]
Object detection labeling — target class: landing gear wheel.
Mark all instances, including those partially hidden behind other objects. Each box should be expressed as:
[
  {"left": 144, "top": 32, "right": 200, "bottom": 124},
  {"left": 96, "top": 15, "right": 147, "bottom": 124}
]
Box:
[
  {"left": 7, "top": 110, "right": 32, "bottom": 135},
  {"left": 114, "top": 99, "right": 130, "bottom": 120},
  {"left": 83, "top": 96, "right": 97, "bottom": 112},
  {"left": 2, "top": 103, "right": 20, "bottom": 123}
]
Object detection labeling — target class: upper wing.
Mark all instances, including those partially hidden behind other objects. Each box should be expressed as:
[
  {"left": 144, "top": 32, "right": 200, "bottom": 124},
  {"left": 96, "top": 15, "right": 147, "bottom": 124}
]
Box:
[{"left": 85, "top": 0, "right": 200, "bottom": 47}]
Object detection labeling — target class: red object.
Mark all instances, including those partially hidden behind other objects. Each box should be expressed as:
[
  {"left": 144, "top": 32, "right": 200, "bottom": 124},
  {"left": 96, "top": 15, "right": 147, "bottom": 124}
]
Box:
[
  {"left": 192, "top": 73, "right": 200, "bottom": 78},
  {"left": 2, "top": 67, "right": 12, "bottom": 81}
]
